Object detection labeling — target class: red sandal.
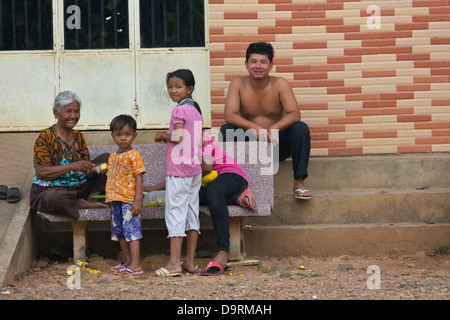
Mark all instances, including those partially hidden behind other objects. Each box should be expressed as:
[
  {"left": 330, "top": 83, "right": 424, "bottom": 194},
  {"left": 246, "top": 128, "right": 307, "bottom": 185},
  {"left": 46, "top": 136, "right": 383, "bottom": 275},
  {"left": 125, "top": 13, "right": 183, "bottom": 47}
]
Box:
[{"left": 200, "top": 261, "right": 225, "bottom": 276}]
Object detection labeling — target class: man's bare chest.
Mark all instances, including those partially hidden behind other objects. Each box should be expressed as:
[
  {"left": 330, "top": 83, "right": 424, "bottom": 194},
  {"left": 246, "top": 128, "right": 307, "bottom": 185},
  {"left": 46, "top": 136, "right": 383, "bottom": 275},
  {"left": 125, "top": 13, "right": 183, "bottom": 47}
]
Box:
[{"left": 239, "top": 90, "right": 282, "bottom": 116}]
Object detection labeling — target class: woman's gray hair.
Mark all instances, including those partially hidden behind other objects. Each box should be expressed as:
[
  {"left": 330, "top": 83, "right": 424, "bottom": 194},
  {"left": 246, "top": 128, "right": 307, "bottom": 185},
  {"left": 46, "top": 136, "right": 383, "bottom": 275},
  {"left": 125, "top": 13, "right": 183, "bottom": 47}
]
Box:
[{"left": 53, "top": 91, "right": 82, "bottom": 114}]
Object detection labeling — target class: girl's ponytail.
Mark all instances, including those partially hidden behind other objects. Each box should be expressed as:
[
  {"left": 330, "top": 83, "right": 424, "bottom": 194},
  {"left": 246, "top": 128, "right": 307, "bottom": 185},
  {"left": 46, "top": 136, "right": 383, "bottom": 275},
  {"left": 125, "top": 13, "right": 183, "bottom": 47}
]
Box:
[{"left": 193, "top": 101, "right": 202, "bottom": 115}]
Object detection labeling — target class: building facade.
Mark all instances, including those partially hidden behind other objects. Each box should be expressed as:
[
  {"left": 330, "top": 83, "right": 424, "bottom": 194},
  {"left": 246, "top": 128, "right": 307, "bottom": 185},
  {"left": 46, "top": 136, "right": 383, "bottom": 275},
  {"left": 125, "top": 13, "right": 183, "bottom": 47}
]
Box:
[
  {"left": 208, "top": 0, "right": 450, "bottom": 156},
  {"left": 0, "top": 0, "right": 449, "bottom": 157},
  {"left": 0, "top": 0, "right": 211, "bottom": 131}
]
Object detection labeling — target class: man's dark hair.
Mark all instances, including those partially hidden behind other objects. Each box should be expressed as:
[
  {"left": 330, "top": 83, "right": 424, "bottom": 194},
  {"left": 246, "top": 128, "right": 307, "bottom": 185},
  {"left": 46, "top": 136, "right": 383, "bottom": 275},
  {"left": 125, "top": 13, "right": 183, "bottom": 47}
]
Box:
[
  {"left": 246, "top": 42, "right": 274, "bottom": 64},
  {"left": 110, "top": 114, "right": 137, "bottom": 132}
]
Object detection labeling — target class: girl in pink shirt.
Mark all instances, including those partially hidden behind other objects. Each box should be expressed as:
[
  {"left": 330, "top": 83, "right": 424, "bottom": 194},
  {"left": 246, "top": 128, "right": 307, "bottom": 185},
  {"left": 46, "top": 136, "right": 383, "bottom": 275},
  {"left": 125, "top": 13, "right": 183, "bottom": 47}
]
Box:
[
  {"left": 199, "top": 131, "right": 256, "bottom": 276},
  {"left": 153, "top": 69, "right": 203, "bottom": 277}
]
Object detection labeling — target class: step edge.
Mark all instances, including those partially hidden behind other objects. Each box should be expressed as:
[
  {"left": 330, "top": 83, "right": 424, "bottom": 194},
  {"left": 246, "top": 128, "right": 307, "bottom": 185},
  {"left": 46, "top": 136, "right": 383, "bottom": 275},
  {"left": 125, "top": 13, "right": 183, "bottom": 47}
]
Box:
[
  {"left": 244, "top": 222, "right": 450, "bottom": 229},
  {"left": 274, "top": 187, "right": 450, "bottom": 196}
]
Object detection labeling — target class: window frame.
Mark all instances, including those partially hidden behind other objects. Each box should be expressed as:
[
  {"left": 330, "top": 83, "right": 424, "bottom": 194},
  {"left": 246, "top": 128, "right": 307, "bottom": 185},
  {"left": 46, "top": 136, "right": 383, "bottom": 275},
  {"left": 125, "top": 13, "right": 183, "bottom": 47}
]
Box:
[
  {"left": 0, "top": 0, "right": 208, "bottom": 53},
  {"left": 0, "top": 0, "right": 57, "bottom": 54},
  {"left": 138, "top": 0, "right": 206, "bottom": 50}
]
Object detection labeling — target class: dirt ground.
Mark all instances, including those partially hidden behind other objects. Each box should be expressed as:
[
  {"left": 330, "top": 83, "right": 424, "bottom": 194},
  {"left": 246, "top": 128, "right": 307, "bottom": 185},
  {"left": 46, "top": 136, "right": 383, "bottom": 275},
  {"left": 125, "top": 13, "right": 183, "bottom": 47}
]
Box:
[{"left": 1, "top": 251, "right": 449, "bottom": 301}]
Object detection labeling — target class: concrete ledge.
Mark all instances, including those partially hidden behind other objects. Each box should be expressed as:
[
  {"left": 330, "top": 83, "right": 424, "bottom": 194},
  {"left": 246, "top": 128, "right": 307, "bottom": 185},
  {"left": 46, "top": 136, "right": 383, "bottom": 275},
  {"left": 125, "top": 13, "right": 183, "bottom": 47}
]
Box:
[
  {"left": 244, "top": 223, "right": 450, "bottom": 257},
  {"left": 0, "top": 165, "right": 36, "bottom": 287}
]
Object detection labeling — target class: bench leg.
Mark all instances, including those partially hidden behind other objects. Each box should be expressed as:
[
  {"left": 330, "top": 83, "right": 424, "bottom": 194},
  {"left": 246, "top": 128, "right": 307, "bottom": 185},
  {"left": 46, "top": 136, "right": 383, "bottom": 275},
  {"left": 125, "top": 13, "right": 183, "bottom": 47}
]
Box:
[
  {"left": 71, "top": 221, "right": 88, "bottom": 262},
  {"left": 229, "top": 217, "right": 244, "bottom": 261}
]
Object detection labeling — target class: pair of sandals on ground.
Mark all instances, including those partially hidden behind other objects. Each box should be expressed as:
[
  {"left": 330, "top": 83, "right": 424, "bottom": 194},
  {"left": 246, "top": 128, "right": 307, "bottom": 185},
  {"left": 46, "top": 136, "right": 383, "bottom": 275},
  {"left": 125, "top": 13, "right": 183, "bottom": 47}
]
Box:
[
  {"left": 0, "top": 185, "right": 21, "bottom": 203},
  {"left": 111, "top": 188, "right": 258, "bottom": 277},
  {"left": 152, "top": 188, "right": 257, "bottom": 277},
  {"left": 153, "top": 261, "right": 224, "bottom": 277}
]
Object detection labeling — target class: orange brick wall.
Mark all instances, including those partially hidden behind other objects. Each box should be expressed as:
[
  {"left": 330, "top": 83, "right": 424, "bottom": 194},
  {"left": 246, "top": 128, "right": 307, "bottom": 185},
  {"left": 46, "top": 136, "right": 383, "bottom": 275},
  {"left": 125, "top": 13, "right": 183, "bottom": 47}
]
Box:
[{"left": 208, "top": 0, "right": 450, "bottom": 156}]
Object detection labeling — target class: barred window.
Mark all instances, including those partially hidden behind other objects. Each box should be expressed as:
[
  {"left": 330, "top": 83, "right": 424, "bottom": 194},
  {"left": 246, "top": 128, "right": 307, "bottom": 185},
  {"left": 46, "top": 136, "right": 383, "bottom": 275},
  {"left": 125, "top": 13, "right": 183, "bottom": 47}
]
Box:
[
  {"left": 0, "top": 0, "right": 53, "bottom": 50},
  {"left": 140, "top": 0, "right": 205, "bottom": 48},
  {"left": 64, "top": 0, "right": 129, "bottom": 50},
  {"left": 0, "top": 0, "right": 205, "bottom": 51}
]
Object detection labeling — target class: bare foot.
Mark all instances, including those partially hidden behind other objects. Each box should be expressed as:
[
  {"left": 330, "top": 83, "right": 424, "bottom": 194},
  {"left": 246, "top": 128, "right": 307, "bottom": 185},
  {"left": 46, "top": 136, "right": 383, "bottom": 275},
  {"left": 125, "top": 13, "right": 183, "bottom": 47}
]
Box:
[
  {"left": 162, "top": 262, "right": 182, "bottom": 275},
  {"left": 213, "top": 250, "right": 229, "bottom": 268},
  {"left": 181, "top": 261, "right": 198, "bottom": 273},
  {"left": 77, "top": 198, "right": 108, "bottom": 209}
]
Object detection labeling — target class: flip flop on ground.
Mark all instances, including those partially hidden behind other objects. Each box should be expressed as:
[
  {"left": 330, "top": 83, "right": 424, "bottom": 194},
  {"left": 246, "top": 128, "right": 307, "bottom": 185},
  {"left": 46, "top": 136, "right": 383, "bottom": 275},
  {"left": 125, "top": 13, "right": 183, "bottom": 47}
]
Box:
[
  {"left": 114, "top": 267, "right": 143, "bottom": 276},
  {"left": 294, "top": 189, "right": 311, "bottom": 200},
  {"left": 200, "top": 261, "right": 225, "bottom": 276},
  {"left": 7, "top": 187, "right": 21, "bottom": 203},
  {"left": 112, "top": 262, "right": 126, "bottom": 271},
  {"left": 152, "top": 267, "right": 182, "bottom": 278},
  {"left": 0, "top": 185, "right": 7, "bottom": 200}
]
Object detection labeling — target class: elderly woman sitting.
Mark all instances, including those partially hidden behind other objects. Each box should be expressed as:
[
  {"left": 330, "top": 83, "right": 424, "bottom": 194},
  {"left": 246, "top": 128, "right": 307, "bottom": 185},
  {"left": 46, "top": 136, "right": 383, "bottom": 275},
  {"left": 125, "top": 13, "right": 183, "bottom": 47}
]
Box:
[{"left": 30, "top": 91, "right": 108, "bottom": 220}]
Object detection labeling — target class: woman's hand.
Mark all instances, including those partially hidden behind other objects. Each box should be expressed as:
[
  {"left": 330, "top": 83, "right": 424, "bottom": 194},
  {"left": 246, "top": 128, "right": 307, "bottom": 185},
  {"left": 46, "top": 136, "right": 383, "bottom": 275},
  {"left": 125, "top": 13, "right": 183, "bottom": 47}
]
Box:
[
  {"left": 72, "top": 160, "right": 96, "bottom": 173},
  {"left": 92, "top": 166, "right": 102, "bottom": 175}
]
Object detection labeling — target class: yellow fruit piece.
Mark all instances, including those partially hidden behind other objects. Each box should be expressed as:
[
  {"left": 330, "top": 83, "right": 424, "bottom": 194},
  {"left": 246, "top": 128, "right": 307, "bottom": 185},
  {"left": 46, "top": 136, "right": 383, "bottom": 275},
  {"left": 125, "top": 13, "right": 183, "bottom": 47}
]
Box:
[
  {"left": 201, "top": 170, "right": 218, "bottom": 187},
  {"left": 100, "top": 163, "right": 108, "bottom": 170},
  {"left": 149, "top": 201, "right": 158, "bottom": 207},
  {"left": 157, "top": 196, "right": 165, "bottom": 206}
]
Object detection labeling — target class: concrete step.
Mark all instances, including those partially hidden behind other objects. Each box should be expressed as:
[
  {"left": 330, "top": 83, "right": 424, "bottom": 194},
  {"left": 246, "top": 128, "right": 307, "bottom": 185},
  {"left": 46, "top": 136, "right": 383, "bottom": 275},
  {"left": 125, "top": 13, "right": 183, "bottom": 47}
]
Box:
[
  {"left": 245, "top": 188, "right": 450, "bottom": 226},
  {"left": 240, "top": 153, "right": 450, "bottom": 257},
  {"left": 275, "top": 153, "right": 450, "bottom": 192},
  {"left": 268, "top": 153, "right": 450, "bottom": 228},
  {"left": 243, "top": 222, "right": 450, "bottom": 257}
]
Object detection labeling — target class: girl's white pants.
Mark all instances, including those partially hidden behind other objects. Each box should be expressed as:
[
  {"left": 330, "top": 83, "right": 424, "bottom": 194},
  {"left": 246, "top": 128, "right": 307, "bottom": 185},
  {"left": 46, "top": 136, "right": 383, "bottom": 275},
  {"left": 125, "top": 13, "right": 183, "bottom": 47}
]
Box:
[{"left": 165, "top": 173, "right": 202, "bottom": 238}]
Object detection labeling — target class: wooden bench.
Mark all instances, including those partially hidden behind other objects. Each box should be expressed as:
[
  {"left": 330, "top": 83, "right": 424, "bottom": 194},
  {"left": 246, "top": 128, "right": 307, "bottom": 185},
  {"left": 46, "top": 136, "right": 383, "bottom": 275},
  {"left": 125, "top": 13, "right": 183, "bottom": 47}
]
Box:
[{"left": 37, "top": 142, "right": 274, "bottom": 262}]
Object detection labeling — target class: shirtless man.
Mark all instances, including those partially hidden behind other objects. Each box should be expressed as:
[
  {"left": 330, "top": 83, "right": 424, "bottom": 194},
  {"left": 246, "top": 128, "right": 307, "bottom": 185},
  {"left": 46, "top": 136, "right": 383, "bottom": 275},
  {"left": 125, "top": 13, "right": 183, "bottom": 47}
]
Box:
[{"left": 220, "top": 42, "right": 311, "bottom": 199}]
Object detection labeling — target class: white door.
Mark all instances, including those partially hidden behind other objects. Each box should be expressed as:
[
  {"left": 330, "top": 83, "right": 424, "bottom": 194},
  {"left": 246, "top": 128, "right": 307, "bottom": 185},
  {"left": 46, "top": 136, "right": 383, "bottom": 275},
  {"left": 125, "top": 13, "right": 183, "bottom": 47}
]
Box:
[
  {"left": 0, "top": 0, "right": 57, "bottom": 131},
  {"left": 136, "top": 50, "right": 211, "bottom": 128},
  {"left": 0, "top": 0, "right": 210, "bottom": 132},
  {"left": 59, "top": 0, "right": 136, "bottom": 130},
  {"left": 135, "top": 0, "right": 211, "bottom": 128}
]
